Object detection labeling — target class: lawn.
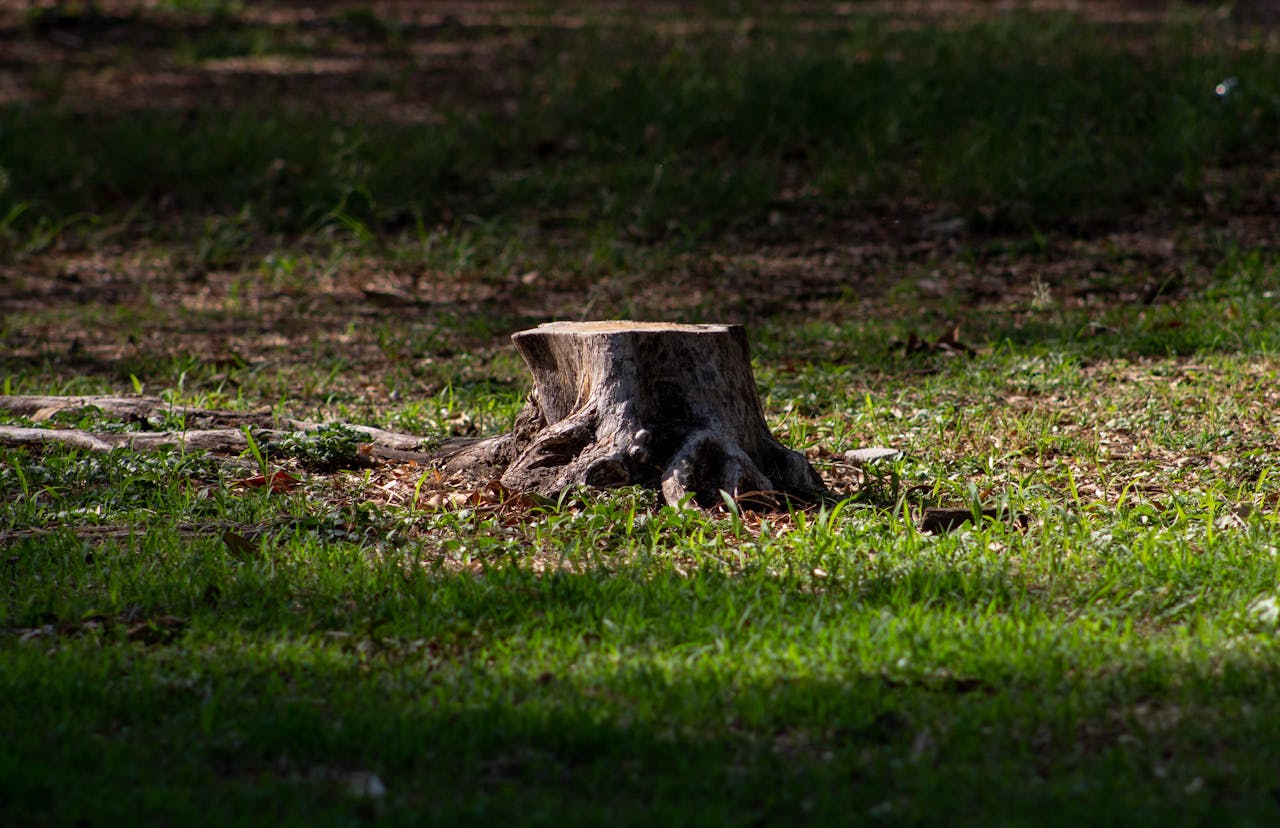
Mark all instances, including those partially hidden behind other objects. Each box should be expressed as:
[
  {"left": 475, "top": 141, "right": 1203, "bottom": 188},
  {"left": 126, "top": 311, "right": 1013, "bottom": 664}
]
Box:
[{"left": 3, "top": 2, "right": 1280, "bottom": 825}]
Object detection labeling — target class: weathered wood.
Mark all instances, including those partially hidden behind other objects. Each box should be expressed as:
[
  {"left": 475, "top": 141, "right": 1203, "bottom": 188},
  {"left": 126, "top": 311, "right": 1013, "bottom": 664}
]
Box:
[
  {"left": 0, "top": 395, "right": 430, "bottom": 452},
  {"left": 436, "top": 321, "right": 827, "bottom": 508},
  {"left": 0, "top": 395, "right": 278, "bottom": 428},
  {"left": 0, "top": 425, "right": 274, "bottom": 454}
]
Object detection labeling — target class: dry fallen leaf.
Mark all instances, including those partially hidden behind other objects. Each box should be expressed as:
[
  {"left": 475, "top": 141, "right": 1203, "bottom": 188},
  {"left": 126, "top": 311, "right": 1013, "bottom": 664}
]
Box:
[
  {"left": 221, "top": 530, "right": 258, "bottom": 558},
  {"left": 234, "top": 471, "right": 301, "bottom": 493},
  {"left": 843, "top": 447, "right": 904, "bottom": 464},
  {"left": 416, "top": 480, "right": 554, "bottom": 513},
  {"left": 32, "top": 405, "right": 67, "bottom": 423}
]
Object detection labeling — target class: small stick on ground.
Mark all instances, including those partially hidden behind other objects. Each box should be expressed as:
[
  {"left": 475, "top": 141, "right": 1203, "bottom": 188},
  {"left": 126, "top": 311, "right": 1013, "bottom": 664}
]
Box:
[{"left": 0, "top": 396, "right": 432, "bottom": 459}]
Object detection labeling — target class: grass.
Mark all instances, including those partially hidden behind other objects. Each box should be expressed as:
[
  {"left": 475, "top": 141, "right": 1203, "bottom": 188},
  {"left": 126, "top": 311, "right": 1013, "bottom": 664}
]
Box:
[{"left": 4, "top": 2, "right": 1280, "bottom": 826}]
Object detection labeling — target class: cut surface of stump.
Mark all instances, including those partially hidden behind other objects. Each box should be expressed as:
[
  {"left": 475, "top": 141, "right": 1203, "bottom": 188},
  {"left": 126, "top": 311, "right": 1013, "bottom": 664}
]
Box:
[{"left": 436, "top": 321, "right": 826, "bottom": 508}]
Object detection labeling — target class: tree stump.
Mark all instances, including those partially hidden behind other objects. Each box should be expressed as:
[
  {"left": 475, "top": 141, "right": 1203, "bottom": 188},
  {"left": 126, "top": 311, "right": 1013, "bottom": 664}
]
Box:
[{"left": 435, "top": 321, "right": 827, "bottom": 508}]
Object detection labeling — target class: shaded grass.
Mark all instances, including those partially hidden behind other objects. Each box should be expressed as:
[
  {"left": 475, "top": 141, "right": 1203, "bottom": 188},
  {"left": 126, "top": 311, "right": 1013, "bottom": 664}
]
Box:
[
  {"left": 2, "top": 12, "right": 1278, "bottom": 256},
  {"left": 5, "top": 492, "right": 1280, "bottom": 825}
]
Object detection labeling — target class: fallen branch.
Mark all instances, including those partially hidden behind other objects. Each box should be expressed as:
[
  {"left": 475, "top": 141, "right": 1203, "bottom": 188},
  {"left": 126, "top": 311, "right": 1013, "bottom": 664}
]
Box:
[
  {"left": 0, "top": 425, "right": 263, "bottom": 454},
  {"left": 0, "top": 395, "right": 432, "bottom": 458},
  {"left": 0, "top": 395, "right": 429, "bottom": 452}
]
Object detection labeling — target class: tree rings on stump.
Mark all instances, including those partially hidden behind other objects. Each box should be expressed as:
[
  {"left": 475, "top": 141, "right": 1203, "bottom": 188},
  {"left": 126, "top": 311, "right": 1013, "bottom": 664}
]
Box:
[{"left": 433, "top": 321, "right": 827, "bottom": 508}]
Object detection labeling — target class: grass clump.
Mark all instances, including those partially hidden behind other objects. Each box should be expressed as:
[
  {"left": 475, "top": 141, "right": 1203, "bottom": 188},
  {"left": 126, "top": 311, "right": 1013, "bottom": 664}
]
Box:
[{"left": 270, "top": 423, "right": 368, "bottom": 472}]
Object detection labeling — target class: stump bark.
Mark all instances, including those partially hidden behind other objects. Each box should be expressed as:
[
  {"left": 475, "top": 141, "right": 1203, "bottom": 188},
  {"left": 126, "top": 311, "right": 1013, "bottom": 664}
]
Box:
[{"left": 436, "top": 321, "right": 827, "bottom": 508}]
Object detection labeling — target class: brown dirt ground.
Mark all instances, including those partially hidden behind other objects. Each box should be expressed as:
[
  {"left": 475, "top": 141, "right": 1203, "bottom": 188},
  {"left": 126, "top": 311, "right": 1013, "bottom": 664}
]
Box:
[{"left": 2, "top": 1, "right": 1279, "bottom": 398}]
